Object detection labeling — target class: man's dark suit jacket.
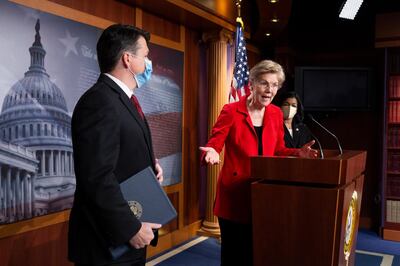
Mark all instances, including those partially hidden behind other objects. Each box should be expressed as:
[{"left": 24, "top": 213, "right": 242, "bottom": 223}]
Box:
[{"left": 68, "top": 74, "right": 156, "bottom": 265}]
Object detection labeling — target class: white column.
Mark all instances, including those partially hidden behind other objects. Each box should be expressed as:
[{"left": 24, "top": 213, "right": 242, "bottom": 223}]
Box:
[
  {"left": 60, "top": 151, "right": 64, "bottom": 175},
  {"left": 23, "top": 174, "right": 28, "bottom": 218},
  {"left": 71, "top": 152, "right": 74, "bottom": 174},
  {"left": 21, "top": 171, "right": 24, "bottom": 218},
  {"left": 24, "top": 173, "right": 32, "bottom": 218},
  {"left": 54, "top": 151, "right": 57, "bottom": 175},
  {"left": 0, "top": 165, "right": 2, "bottom": 217},
  {"left": 57, "top": 150, "right": 61, "bottom": 175},
  {"left": 49, "top": 150, "right": 54, "bottom": 176},
  {"left": 64, "top": 151, "right": 68, "bottom": 175},
  {"left": 15, "top": 169, "right": 21, "bottom": 219},
  {"left": 69, "top": 152, "right": 73, "bottom": 175},
  {"left": 0, "top": 166, "right": 4, "bottom": 220},
  {"left": 29, "top": 173, "right": 34, "bottom": 217},
  {"left": 6, "top": 167, "right": 11, "bottom": 219},
  {"left": 41, "top": 150, "right": 45, "bottom": 176},
  {"left": 54, "top": 151, "right": 58, "bottom": 175},
  {"left": 11, "top": 169, "right": 16, "bottom": 221},
  {"left": 0, "top": 166, "right": 4, "bottom": 219}
]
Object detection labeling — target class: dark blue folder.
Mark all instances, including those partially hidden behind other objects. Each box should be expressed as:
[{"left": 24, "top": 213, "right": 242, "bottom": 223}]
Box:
[{"left": 109, "top": 166, "right": 177, "bottom": 260}]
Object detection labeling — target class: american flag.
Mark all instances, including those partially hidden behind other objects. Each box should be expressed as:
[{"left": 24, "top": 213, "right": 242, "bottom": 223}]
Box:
[{"left": 229, "top": 22, "right": 250, "bottom": 103}]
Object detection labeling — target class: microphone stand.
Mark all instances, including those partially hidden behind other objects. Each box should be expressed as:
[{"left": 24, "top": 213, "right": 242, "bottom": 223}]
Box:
[
  {"left": 310, "top": 132, "right": 324, "bottom": 159},
  {"left": 308, "top": 114, "right": 343, "bottom": 156}
]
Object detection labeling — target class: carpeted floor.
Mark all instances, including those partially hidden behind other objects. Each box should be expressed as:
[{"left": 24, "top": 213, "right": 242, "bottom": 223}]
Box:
[{"left": 147, "top": 230, "right": 400, "bottom": 266}]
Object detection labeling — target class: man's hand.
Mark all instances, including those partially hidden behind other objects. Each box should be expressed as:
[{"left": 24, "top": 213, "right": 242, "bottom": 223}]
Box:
[
  {"left": 129, "top": 222, "right": 162, "bottom": 249},
  {"left": 155, "top": 159, "right": 163, "bottom": 184},
  {"left": 199, "top": 146, "right": 220, "bottom": 165},
  {"left": 299, "top": 140, "right": 318, "bottom": 158}
]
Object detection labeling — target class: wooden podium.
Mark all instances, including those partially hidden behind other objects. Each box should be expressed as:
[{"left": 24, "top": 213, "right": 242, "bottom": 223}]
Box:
[{"left": 251, "top": 150, "right": 366, "bottom": 266}]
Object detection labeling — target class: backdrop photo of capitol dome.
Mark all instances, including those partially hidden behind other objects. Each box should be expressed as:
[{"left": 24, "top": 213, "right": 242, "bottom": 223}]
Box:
[{"left": 0, "top": 0, "right": 183, "bottom": 225}]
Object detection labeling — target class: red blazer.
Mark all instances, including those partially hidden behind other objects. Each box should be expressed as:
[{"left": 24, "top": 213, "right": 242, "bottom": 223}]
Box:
[{"left": 204, "top": 97, "right": 299, "bottom": 224}]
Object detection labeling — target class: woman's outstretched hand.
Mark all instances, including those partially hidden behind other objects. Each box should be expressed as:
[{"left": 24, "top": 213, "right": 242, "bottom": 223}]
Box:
[
  {"left": 299, "top": 140, "right": 318, "bottom": 158},
  {"left": 199, "top": 146, "right": 220, "bottom": 165}
]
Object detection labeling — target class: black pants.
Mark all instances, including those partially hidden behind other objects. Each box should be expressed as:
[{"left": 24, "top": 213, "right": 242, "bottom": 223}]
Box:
[
  {"left": 75, "top": 260, "right": 144, "bottom": 266},
  {"left": 218, "top": 217, "right": 253, "bottom": 266},
  {"left": 75, "top": 252, "right": 146, "bottom": 266}
]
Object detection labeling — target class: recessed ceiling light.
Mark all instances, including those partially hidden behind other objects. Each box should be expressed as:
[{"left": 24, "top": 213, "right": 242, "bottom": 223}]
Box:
[
  {"left": 268, "top": 0, "right": 278, "bottom": 3},
  {"left": 271, "top": 18, "right": 279, "bottom": 23},
  {"left": 339, "top": 0, "right": 364, "bottom": 20},
  {"left": 265, "top": 33, "right": 271, "bottom": 37}
]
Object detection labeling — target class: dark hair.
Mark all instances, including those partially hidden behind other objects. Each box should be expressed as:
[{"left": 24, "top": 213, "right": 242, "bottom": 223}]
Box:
[
  {"left": 275, "top": 91, "right": 305, "bottom": 123},
  {"left": 96, "top": 24, "right": 150, "bottom": 73}
]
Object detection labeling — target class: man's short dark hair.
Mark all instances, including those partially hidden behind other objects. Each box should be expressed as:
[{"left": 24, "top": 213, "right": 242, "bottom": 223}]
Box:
[{"left": 96, "top": 24, "right": 150, "bottom": 73}]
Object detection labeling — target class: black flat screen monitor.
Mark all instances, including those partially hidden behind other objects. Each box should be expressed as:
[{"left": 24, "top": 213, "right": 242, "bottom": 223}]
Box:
[{"left": 295, "top": 67, "right": 373, "bottom": 111}]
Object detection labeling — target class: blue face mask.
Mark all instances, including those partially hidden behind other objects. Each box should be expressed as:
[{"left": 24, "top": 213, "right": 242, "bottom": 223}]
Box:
[{"left": 134, "top": 58, "right": 152, "bottom": 88}]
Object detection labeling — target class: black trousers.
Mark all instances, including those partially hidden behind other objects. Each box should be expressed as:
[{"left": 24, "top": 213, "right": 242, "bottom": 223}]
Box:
[
  {"left": 75, "top": 250, "right": 146, "bottom": 266},
  {"left": 75, "top": 260, "right": 145, "bottom": 266},
  {"left": 218, "top": 217, "right": 253, "bottom": 266}
]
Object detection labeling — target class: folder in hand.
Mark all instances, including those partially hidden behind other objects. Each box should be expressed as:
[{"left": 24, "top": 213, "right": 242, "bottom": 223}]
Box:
[{"left": 109, "top": 166, "right": 177, "bottom": 260}]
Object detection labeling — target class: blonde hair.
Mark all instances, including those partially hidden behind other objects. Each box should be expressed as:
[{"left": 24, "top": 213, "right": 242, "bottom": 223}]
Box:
[{"left": 249, "top": 60, "right": 285, "bottom": 87}]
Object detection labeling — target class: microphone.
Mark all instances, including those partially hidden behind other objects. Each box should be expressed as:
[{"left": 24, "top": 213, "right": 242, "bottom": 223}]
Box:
[
  {"left": 310, "top": 132, "right": 324, "bottom": 159},
  {"left": 308, "top": 114, "right": 343, "bottom": 156}
]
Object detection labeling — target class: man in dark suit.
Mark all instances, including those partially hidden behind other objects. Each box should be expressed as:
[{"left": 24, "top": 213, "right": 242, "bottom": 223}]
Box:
[{"left": 68, "top": 24, "right": 163, "bottom": 266}]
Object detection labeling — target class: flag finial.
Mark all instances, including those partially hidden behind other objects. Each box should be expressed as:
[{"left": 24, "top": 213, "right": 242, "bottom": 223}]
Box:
[
  {"left": 235, "top": 0, "right": 244, "bottom": 28},
  {"left": 236, "top": 0, "right": 242, "bottom": 18},
  {"left": 229, "top": 3, "right": 250, "bottom": 103}
]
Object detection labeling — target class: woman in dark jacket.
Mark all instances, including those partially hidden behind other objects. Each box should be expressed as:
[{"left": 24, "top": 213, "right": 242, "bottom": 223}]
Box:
[{"left": 276, "top": 91, "right": 313, "bottom": 148}]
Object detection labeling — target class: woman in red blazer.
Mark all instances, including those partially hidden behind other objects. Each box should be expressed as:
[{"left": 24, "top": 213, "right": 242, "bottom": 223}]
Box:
[{"left": 200, "top": 60, "right": 317, "bottom": 266}]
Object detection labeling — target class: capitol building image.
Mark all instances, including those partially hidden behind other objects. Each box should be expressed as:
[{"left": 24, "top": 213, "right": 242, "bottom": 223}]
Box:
[{"left": 0, "top": 20, "right": 75, "bottom": 224}]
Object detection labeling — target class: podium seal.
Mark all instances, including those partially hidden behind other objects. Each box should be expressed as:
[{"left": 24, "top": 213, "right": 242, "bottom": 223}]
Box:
[
  {"left": 344, "top": 191, "right": 358, "bottom": 264},
  {"left": 128, "top": 200, "right": 143, "bottom": 219}
]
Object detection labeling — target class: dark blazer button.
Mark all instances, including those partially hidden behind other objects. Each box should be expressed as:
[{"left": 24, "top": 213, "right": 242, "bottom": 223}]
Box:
[{"left": 233, "top": 172, "right": 237, "bottom": 176}]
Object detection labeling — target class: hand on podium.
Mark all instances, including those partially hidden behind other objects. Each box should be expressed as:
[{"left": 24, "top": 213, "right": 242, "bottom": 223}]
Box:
[
  {"left": 129, "top": 222, "right": 161, "bottom": 249},
  {"left": 298, "top": 140, "right": 318, "bottom": 158},
  {"left": 200, "top": 146, "right": 220, "bottom": 165}
]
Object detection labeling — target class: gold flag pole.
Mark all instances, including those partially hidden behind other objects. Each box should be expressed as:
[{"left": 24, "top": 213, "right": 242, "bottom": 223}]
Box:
[{"left": 236, "top": 0, "right": 244, "bottom": 28}]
